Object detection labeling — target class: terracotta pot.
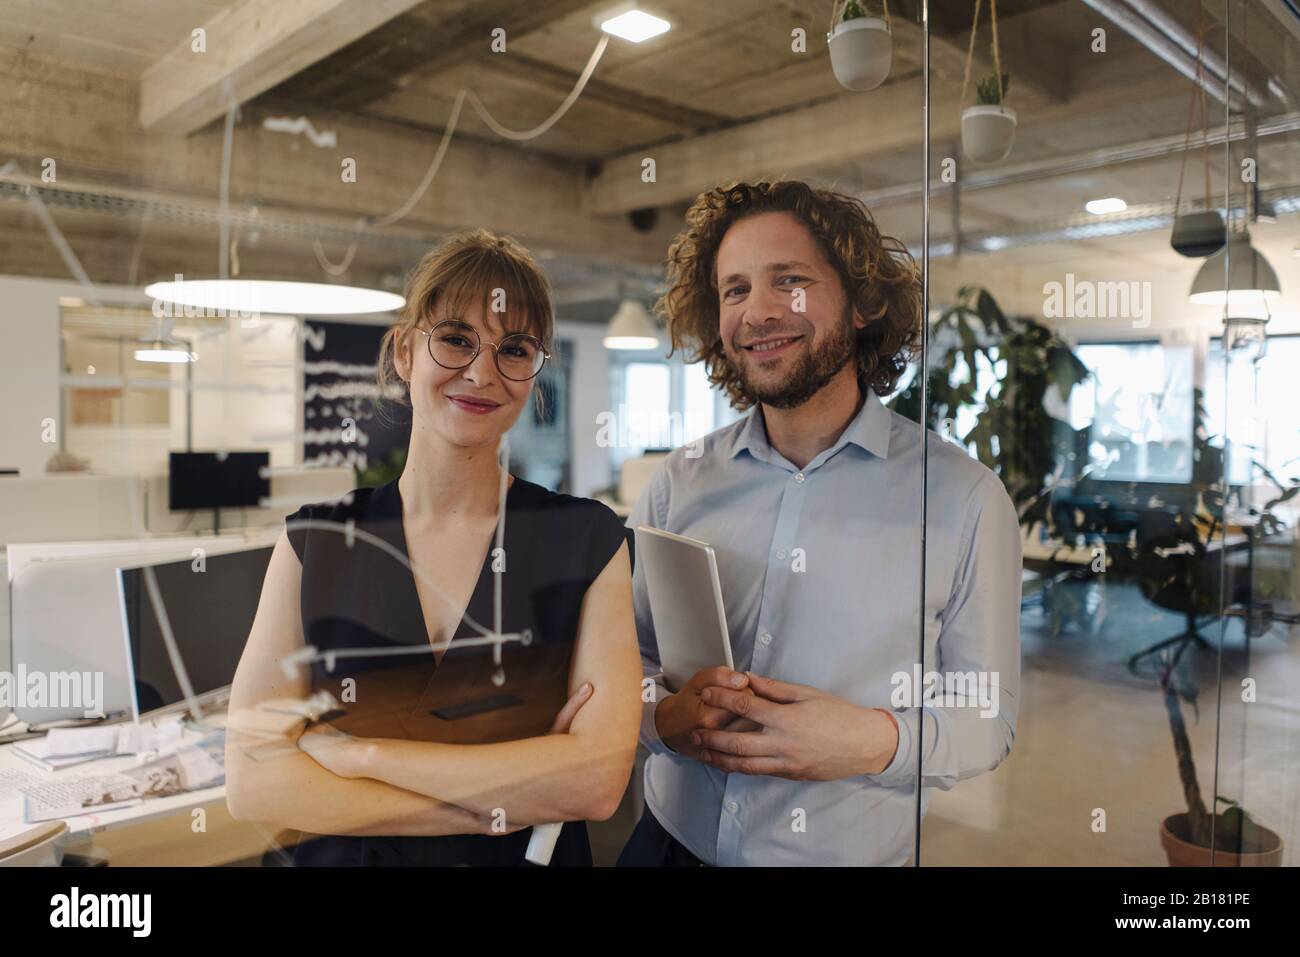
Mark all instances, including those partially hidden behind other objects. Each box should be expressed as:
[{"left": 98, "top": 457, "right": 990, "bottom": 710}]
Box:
[
  {"left": 961, "top": 105, "right": 1017, "bottom": 164},
  {"left": 827, "top": 17, "right": 892, "bottom": 92},
  {"left": 1160, "top": 813, "right": 1283, "bottom": 867}
]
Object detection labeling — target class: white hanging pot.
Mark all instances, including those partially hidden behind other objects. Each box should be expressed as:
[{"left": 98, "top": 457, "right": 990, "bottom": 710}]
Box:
[
  {"left": 961, "top": 104, "right": 1017, "bottom": 164},
  {"left": 827, "top": 17, "right": 892, "bottom": 92}
]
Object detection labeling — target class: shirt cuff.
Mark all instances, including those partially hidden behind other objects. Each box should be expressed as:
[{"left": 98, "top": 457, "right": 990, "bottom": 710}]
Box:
[
  {"left": 867, "top": 708, "right": 917, "bottom": 787},
  {"left": 640, "top": 680, "right": 675, "bottom": 757}
]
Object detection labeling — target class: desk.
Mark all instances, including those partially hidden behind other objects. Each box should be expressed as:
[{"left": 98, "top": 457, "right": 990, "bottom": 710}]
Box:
[{"left": 0, "top": 719, "right": 284, "bottom": 865}]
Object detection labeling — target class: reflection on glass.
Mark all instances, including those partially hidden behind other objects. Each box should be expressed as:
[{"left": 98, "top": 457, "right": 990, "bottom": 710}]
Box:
[
  {"left": 1068, "top": 342, "right": 1194, "bottom": 483},
  {"left": 1207, "top": 335, "right": 1300, "bottom": 490}
]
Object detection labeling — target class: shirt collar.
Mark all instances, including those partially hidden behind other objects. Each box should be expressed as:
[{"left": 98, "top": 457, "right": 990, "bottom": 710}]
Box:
[{"left": 729, "top": 387, "right": 893, "bottom": 465}]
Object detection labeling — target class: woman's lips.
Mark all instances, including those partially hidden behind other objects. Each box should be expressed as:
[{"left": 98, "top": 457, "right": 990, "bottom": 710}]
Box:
[{"left": 447, "top": 395, "right": 500, "bottom": 415}]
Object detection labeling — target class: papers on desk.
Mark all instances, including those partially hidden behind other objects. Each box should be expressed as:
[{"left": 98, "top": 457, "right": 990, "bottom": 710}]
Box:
[
  {"left": 12, "top": 727, "right": 227, "bottom": 823},
  {"left": 21, "top": 775, "right": 144, "bottom": 822},
  {"left": 2, "top": 711, "right": 224, "bottom": 822},
  {"left": 12, "top": 718, "right": 185, "bottom": 771},
  {"left": 10, "top": 737, "right": 107, "bottom": 772}
]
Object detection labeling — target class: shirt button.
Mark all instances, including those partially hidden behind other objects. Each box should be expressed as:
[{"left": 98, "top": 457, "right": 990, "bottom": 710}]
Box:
[
  {"left": 726, "top": 801, "right": 739, "bottom": 814},
  {"left": 775, "top": 549, "right": 786, "bottom": 560},
  {"left": 794, "top": 472, "right": 806, "bottom": 483},
  {"left": 759, "top": 632, "right": 773, "bottom": 645}
]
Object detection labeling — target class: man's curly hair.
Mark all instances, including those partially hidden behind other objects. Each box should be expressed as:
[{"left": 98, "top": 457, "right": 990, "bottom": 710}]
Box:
[{"left": 659, "top": 180, "right": 922, "bottom": 410}]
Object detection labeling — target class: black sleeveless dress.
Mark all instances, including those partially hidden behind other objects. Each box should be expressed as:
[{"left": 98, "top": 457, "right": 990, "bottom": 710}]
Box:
[{"left": 281, "top": 476, "right": 628, "bottom": 866}]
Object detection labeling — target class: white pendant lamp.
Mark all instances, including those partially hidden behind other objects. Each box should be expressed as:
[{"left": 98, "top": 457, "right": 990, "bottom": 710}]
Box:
[
  {"left": 145, "top": 278, "right": 404, "bottom": 317},
  {"left": 603, "top": 299, "right": 659, "bottom": 350},
  {"left": 134, "top": 339, "right": 195, "bottom": 363},
  {"left": 1189, "top": 232, "right": 1281, "bottom": 317}
]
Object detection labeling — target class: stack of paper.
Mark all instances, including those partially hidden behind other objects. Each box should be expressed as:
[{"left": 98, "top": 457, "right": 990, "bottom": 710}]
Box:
[{"left": 13, "top": 718, "right": 185, "bottom": 771}]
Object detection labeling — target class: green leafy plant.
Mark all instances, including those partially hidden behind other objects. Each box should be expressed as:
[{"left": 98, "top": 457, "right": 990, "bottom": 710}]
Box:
[
  {"left": 976, "top": 72, "right": 1010, "bottom": 106},
  {"left": 890, "top": 284, "right": 1089, "bottom": 531},
  {"left": 355, "top": 447, "right": 407, "bottom": 489},
  {"left": 840, "top": 0, "right": 867, "bottom": 22}
]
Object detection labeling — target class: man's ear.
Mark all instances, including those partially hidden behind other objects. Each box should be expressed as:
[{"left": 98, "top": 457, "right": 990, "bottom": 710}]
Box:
[{"left": 851, "top": 307, "right": 870, "bottom": 331}]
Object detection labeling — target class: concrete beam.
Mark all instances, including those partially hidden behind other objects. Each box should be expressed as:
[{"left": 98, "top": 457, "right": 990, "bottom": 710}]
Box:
[{"left": 139, "top": 0, "right": 429, "bottom": 135}]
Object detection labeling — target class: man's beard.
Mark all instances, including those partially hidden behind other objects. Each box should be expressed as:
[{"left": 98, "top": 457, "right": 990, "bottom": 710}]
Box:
[{"left": 732, "top": 311, "right": 858, "bottom": 410}]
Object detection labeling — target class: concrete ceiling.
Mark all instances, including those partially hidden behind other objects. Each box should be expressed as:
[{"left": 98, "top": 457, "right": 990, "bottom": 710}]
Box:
[{"left": 0, "top": 0, "right": 1297, "bottom": 315}]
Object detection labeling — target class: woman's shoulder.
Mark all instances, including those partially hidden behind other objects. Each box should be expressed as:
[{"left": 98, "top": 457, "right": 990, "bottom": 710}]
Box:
[
  {"left": 510, "top": 478, "right": 629, "bottom": 573},
  {"left": 286, "top": 484, "right": 384, "bottom": 522},
  {"left": 284, "top": 484, "right": 389, "bottom": 561},
  {"left": 511, "top": 477, "right": 621, "bottom": 527}
]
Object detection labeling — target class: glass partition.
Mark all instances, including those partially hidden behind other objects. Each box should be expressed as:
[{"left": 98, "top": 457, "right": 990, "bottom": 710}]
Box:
[
  {"left": 1208, "top": 0, "right": 1298, "bottom": 869},
  {"left": 913, "top": 0, "right": 1298, "bottom": 868}
]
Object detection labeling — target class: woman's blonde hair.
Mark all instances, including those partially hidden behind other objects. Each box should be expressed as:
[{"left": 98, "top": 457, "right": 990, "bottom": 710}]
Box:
[
  {"left": 377, "top": 228, "right": 555, "bottom": 404},
  {"left": 659, "top": 180, "right": 922, "bottom": 410}
]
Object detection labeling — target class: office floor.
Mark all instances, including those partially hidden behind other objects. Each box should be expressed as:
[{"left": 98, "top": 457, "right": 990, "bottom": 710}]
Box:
[
  {"left": 921, "top": 579, "right": 1300, "bottom": 866},
  {"left": 91, "top": 580, "right": 1299, "bottom": 867}
]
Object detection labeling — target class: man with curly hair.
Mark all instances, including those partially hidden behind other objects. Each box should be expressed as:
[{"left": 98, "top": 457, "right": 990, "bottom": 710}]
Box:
[{"left": 618, "top": 181, "right": 1022, "bottom": 866}]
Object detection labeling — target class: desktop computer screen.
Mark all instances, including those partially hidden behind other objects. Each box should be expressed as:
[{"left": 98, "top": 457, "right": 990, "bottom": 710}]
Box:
[
  {"left": 168, "top": 451, "right": 270, "bottom": 511},
  {"left": 118, "top": 546, "right": 273, "bottom": 716}
]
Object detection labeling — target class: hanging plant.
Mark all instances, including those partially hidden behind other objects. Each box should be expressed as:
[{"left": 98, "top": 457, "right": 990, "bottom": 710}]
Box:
[
  {"left": 827, "top": 0, "right": 892, "bottom": 92},
  {"left": 960, "top": 0, "right": 1017, "bottom": 164},
  {"left": 1170, "top": 20, "right": 1226, "bottom": 257}
]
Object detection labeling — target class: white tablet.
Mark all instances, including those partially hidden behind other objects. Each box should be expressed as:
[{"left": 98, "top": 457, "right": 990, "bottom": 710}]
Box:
[{"left": 634, "top": 526, "right": 734, "bottom": 692}]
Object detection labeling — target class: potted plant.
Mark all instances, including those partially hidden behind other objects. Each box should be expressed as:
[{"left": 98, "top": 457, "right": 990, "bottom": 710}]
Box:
[
  {"left": 891, "top": 285, "right": 1092, "bottom": 634},
  {"left": 962, "top": 72, "right": 1017, "bottom": 164},
  {"left": 827, "top": 0, "right": 892, "bottom": 92},
  {"left": 891, "top": 284, "right": 1089, "bottom": 527},
  {"left": 1105, "top": 391, "right": 1287, "bottom": 865}
]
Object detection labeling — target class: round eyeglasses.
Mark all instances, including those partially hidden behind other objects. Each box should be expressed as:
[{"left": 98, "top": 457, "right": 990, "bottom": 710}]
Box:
[{"left": 417, "top": 319, "right": 549, "bottom": 382}]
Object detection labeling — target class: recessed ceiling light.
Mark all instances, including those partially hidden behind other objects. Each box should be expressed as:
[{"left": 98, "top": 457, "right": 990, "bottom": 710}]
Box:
[
  {"left": 1085, "top": 197, "right": 1128, "bottom": 215},
  {"left": 599, "top": 7, "right": 671, "bottom": 43}
]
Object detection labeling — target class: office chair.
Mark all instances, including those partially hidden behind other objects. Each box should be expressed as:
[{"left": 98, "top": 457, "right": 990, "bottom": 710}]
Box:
[{"left": 1120, "top": 506, "right": 1222, "bottom": 674}]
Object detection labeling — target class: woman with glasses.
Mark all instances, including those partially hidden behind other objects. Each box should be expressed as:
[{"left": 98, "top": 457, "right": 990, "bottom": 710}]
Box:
[{"left": 226, "top": 229, "right": 642, "bottom": 866}]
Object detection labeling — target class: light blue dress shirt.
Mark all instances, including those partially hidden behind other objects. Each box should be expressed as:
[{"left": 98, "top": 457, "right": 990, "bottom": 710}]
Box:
[{"left": 629, "top": 387, "right": 1022, "bottom": 866}]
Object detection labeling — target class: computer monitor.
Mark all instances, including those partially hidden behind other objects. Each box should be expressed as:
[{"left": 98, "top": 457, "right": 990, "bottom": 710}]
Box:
[
  {"left": 117, "top": 546, "right": 273, "bottom": 718},
  {"left": 168, "top": 451, "right": 270, "bottom": 511}
]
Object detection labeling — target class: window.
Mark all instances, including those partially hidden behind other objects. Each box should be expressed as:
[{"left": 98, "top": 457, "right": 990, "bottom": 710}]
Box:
[
  {"left": 605, "top": 351, "right": 739, "bottom": 471},
  {"left": 1068, "top": 341, "right": 1194, "bottom": 483},
  {"left": 1206, "top": 334, "right": 1300, "bottom": 488},
  {"left": 683, "top": 361, "right": 718, "bottom": 441}
]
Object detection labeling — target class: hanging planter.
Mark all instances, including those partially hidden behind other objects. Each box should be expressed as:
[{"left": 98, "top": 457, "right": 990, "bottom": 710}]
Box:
[
  {"left": 1170, "top": 20, "right": 1226, "bottom": 258},
  {"left": 959, "top": 0, "right": 1016, "bottom": 165},
  {"left": 962, "top": 75, "right": 1016, "bottom": 164},
  {"left": 827, "top": 0, "right": 892, "bottom": 92},
  {"left": 1171, "top": 210, "right": 1226, "bottom": 257}
]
